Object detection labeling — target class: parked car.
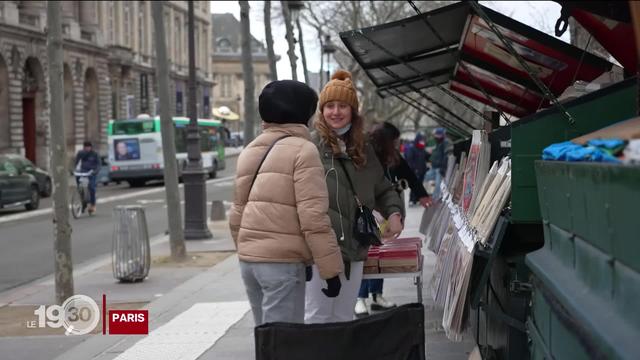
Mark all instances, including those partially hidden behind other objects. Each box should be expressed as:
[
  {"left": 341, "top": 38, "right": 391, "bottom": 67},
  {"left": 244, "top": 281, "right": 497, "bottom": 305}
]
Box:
[
  {"left": 3, "top": 154, "right": 51, "bottom": 197},
  {"left": 0, "top": 155, "right": 40, "bottom": 211}
]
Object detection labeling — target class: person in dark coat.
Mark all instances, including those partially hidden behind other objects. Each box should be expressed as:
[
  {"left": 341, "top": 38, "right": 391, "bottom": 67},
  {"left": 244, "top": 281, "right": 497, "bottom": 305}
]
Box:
[
  {"left": 355, "top": 122, "right": 432, "bottom": 316},
  {"left": 428, "top": 127, "right": 450, "bottom": 200},
  {"left": 404, "top": 132, "right": 429, "bottom": 205},
  {"left": 74, "top": 141, "right": 100, "bottom": 213}
]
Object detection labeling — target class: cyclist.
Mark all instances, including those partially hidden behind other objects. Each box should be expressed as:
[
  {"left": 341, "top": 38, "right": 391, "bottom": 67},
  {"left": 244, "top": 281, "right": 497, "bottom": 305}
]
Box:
[{"left": 74, "top": 141, "right": 100, "bottom": 214}]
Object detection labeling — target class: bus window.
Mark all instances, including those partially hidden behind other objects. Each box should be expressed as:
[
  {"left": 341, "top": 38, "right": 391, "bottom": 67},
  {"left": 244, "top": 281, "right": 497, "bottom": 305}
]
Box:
[
  {"left": 112, "top": 120, "right": 156, "bottom": 135},
  {"left": 199, "top": 128, "right": 213, "bottom": 152},
  {"left": 174, "top": 126, "right": 188, "bottom": 153}
]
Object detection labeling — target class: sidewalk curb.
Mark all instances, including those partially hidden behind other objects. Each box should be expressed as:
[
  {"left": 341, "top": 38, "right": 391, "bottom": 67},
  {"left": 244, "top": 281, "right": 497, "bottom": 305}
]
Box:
[
  {"left": 53, "top": 254, "right": 241, "bottom": 360},
  {"left": 0, "top": 233, "right": 169, "bottom": 307}
]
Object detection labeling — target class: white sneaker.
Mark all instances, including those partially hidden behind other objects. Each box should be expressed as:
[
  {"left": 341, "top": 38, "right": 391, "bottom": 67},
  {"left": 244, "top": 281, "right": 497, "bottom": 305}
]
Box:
[
  {"left": 354, "top": 298, "right": 368, "bottom": 316},
  {"left": 370, "top": 294, "right": 396, "bottom": 311}
]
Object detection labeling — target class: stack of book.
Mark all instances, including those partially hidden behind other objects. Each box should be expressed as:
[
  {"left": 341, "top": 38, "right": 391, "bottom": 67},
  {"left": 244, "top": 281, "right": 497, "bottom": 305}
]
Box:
[{"left": 364, "top": 237, "right": 422, "bottom": 274}]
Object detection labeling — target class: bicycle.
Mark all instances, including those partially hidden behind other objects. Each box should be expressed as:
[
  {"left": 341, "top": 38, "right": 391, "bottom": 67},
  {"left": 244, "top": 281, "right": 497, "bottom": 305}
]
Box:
[{"left": 71, "top": 170, "right": 94, "bottom": 219}]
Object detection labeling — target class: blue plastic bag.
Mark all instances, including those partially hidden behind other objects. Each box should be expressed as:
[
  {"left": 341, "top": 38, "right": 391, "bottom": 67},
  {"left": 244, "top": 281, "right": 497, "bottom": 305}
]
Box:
[
  {"left": 586, "top": 139, "right": 625, "bottom": 150},
  {"left": 542, "top": 141, "right": 583, "bottom": 161},
  {"left": 542, "top": 141, "right": 621, "bottom": 163}
]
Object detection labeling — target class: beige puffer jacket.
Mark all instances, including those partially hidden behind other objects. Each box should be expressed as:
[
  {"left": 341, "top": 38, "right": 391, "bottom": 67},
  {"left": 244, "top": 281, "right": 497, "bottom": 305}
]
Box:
[{"left": 229, "top": 123, "right": 343, "bottom": 280}]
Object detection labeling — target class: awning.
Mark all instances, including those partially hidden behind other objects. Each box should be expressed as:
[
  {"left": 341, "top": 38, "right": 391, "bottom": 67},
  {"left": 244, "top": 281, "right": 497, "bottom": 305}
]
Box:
[
  {"left": 212, "top": 106, "right": 239, "bottom": 121},
  {"left": 340, "top": 2, "right": 614, "bottom": 130}
]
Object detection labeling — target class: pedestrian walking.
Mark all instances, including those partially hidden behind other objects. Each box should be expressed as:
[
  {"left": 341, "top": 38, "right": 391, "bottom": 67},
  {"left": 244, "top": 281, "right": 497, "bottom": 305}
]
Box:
[
  {"left": 405, "top": 133, "right": 429, "bottom": 205},
  {"left": 427, "top": 127, "right": 451, "bottom": 200},
  {"left": 305, "top": 70, "right": 405, "bottom": 323},
  {"left": 229, "top": 80, "right": 344, "bottom": 326},
  {"left": 355, "top": 122, "right": 432, "bottom": 316}
]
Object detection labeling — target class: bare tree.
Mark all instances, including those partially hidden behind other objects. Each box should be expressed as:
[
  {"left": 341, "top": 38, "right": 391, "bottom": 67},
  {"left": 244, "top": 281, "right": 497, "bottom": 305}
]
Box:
[
  {"left": 302, "top": 1, "right": 483, "bottom": 133},
  {"left": 264, "top": 0, "right": 278, "bottom": 81},
  {"left": 153, "top": 1, "right": 185, "bottom": 261},
  {"left": 240, "top": 1, "right": 256, "bottom": 144},
  {"left": 318, "top": 28, "right": 324, "bottom": 86},
  {"left": 47, "top": 0, "right": 74, "bottom": 305},
  {"left": 296, "top": 16, "right": 309, "bottom": 84},
  {"left": 281, "top": 1, "right": 297, "bottom": 81}
]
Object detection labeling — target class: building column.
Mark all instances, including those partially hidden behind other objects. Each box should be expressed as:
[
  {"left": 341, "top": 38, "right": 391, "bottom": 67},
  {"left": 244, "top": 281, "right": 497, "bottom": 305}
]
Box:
[
  {"left": 8, "top": 61, "right": 23, "bottom": 154},
  {"left": 96, "top": 60, "right": 111, "bottom": 153},
  {"left": 73, "top": 59, "right": 85, "bottom": 146},
  {"left": 79, "top": 2, "right": 98, "bottom": 32}
]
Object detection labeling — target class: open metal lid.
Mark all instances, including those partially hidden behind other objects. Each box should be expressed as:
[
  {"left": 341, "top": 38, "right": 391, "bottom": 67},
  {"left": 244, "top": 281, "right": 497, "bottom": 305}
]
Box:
[{"left": 340, "top": 2, "right": 613, "bottom": 127}]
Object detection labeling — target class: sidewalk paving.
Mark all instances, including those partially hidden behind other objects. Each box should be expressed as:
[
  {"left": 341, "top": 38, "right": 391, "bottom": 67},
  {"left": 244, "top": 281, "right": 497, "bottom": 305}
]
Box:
[{"left": 0, "top": 202, "right": 475, "bottom": 360}]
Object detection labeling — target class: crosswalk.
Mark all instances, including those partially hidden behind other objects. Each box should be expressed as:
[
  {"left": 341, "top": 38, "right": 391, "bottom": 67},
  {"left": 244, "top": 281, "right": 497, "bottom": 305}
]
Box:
[{"left": 114, "top": 301, "right": 250, "bottom": 360}]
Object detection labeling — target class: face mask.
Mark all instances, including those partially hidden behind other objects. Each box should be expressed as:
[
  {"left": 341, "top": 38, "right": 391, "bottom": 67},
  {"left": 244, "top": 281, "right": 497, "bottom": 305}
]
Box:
[{"left": 333, "top": 123, "right": 352, "bottom": 136}]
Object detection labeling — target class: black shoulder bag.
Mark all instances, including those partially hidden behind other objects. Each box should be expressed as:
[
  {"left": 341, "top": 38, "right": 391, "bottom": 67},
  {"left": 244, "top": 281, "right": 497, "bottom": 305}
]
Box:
[
  {"left": 247, "top": 135, "right": 291, "bottom": 199},
  {"left": 338, "top": 159, "right": 382, "bottom": 247}
]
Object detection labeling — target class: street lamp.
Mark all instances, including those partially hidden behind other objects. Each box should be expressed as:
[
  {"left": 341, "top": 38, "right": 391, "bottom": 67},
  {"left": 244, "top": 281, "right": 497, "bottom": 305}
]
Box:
[
  {"left": 287, "top": 1, "right": 305, "bottom": 23},
  {"left": 236, "top": 94, "right": 242, "bottom": 134},
  {"left": 183, "top": 0, "right": 212, "bottom": 240},
  {"left": 322, "top": 35, "right": 336, "bottom": 86}
]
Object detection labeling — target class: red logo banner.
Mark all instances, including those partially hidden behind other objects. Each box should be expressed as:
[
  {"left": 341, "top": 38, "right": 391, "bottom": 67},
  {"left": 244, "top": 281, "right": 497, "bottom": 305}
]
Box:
[{"left": 108, "top": 310, "right": 149, "bottom": 335}]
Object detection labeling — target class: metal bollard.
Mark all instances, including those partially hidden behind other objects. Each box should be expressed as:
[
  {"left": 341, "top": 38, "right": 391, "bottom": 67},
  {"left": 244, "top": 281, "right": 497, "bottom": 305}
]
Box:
[
  {"left": 112, "top": 205, "right": 150, "bottom": 282},
  {"left": 210, "top": 200, "right": 226, "bottom": 221}
]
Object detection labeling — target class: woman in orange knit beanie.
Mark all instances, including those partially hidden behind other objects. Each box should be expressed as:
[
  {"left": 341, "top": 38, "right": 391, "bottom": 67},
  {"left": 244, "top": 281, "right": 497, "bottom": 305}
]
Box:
[{"left": 305, "top": 70, "right": 405, "bottom": 323}]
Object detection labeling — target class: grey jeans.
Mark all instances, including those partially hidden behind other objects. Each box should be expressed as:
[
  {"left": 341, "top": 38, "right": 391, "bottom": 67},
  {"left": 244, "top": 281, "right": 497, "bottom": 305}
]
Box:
[{"left": 239, "top": 261, "right": 306, "bottom": 326}]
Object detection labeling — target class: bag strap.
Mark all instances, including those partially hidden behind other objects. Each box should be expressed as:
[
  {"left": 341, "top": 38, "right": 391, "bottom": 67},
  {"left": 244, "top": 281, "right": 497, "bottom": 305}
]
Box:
[
  {"left": 248, "top": 135, "right": 291, "bottom": 197},
  {"left": 338, "top": 159, "right": 362, "bottom": 207}
]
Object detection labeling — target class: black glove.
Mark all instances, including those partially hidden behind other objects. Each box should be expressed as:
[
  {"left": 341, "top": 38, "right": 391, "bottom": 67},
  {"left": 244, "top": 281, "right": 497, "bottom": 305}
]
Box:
[
  {"left": 305, "top": 266, "right": 313, "bottom": 282},
  {"left": 321, "top": 276, "right": 341, "bottom": 298}
]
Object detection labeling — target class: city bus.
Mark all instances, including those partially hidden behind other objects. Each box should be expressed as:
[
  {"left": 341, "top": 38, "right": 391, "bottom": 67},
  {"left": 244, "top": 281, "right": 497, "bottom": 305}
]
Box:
[{"left": 107, "top": 115, "right": 226, "bottom": 187}]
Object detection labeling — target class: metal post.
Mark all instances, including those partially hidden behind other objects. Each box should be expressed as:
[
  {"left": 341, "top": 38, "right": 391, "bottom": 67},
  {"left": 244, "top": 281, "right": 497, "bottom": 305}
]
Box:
[{"left": 183, "top": 0, "right": 212, "bottom": 240}]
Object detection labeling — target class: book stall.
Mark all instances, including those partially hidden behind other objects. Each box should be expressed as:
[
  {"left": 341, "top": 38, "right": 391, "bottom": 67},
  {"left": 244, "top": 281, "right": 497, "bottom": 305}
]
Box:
[
  {"left": 420, "top": 130, "right": 512, "bottom": 341},
  {"left": 338, "top": 1, "right": 640, "bottom": 358}
]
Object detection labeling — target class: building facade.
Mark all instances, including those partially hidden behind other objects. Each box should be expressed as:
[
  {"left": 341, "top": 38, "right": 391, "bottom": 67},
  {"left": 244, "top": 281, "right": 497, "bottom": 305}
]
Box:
[
  {"left": 0, "top": 1, "right": 213, "bottom": 169},
  {"left": 211, "top": 13, "right": 273, "bottom": 132}
]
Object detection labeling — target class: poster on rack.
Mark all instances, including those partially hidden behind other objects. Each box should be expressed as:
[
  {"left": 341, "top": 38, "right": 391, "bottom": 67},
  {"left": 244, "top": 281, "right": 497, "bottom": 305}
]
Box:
[{"left": 461, "top": 131, "right": 481, "bottom": 212}]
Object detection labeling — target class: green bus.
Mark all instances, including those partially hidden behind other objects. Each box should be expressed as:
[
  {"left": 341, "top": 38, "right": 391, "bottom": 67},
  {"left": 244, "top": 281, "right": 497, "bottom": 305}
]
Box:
[{"left": 107, "top": 115, "right": 225, "bottom": 187}]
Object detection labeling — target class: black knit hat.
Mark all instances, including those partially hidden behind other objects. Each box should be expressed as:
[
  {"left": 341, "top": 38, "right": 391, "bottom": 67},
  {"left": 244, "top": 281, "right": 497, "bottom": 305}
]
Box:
[{"left": 259, "top": 80, "right": 318, "bottom": 126}]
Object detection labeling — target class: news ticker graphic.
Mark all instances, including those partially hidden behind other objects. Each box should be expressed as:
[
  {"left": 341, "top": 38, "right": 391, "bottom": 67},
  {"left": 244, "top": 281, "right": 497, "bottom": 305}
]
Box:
[{"left": 28, "top": 294, "right": 148, "bottom": 336}]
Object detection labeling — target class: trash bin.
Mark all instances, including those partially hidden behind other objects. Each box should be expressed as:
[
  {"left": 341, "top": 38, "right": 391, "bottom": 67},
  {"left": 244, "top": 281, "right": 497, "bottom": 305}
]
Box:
[{"left": 112, "top": 205, "right": 150, "bottom": 282}]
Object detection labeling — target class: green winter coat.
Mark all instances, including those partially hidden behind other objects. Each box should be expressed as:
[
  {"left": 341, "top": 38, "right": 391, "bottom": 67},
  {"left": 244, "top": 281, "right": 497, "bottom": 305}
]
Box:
[{"left": 312, "top": 132, "right": 405, "bottom": 263}]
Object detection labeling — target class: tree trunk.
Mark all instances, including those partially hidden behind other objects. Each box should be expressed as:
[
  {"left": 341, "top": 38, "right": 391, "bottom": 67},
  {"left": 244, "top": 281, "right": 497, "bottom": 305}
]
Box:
[
  {"left": 281, "top": 1, "right": 297, "bottom": 81},
  {"left": 264, "top": 1, "right": 278, "bottom": 81},
  {"left": 47, "top": 0, "right": 74, "bottom": 305},
  {"left": 152, "top": 1, "right": 185, "bottom": 261},
  {"left": 296, "top": 17, "right": 309, "bottom": 85},
  {"left": 240, "top": 1, "right": 256, "bottom": 144},
  {"left": 318, "top": 29, "right": 324, "bottom": 88}
]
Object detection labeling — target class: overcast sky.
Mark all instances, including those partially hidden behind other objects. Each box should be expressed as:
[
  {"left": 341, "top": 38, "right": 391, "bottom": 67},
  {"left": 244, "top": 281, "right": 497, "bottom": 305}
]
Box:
[{"left": 209, "top": 1, "right": 570, "bottom": 80}]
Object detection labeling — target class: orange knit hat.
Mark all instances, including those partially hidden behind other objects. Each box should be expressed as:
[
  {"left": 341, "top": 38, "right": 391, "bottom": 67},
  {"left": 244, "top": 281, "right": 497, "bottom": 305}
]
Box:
[{"left": 319, "top": 70, "right": 359, "bottom": 111}]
